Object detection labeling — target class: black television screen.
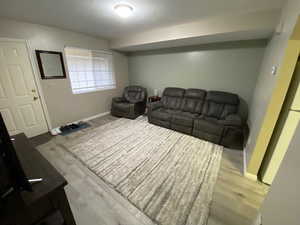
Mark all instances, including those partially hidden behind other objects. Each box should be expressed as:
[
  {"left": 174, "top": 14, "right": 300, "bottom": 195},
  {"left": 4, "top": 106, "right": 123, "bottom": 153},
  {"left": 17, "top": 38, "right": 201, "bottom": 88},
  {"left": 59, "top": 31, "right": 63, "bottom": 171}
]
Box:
[
  {"left": 0, "top": 153, "right": 11, "bottom": 197},
  {"left": 0, "top": 112, "right": 32, "bottom": 197}
]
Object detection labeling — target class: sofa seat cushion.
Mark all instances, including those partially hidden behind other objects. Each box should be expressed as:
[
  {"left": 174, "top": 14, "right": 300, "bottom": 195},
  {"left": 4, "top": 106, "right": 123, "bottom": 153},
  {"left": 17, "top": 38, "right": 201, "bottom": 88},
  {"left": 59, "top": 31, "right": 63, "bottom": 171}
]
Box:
[
  {"left": 149, "top": 118, "right": 171, "bottom": 129},
  {"left": 204, "top": 115, "right": 242, "bottom": 127},
  {"left": 193, "top": 119, "right": 224, "bottom": 136},
  {"left": 151, "top": 108, "right": 178, "bottom": 121},
  {"left": 172, "top": 112, "right": 199, "bottom": 127},
  {"left": 192, "top": 129, "right": 221, "bottom": 144},
  {"left": 171, "top": 124, "right": 193, "bottom": 135},
  {"left": 193, "top": 119, "right": 225, "bottom": 144},
  {"left": 222, "top": 114, "right": 242, "bottom": 126}
]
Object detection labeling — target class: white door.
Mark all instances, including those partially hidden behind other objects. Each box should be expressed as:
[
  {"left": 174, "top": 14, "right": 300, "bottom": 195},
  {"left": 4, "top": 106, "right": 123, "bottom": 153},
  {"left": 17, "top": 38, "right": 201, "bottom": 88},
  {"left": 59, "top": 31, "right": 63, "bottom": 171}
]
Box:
[
  {"left": 0, "top": 40, "right": 48, "bottom": 137},
  {"left": 290, "top": 62, "right": 300, "bottom": 110},
  {"left": 262, "top": 111, "right": 300, "bottom": 184}
]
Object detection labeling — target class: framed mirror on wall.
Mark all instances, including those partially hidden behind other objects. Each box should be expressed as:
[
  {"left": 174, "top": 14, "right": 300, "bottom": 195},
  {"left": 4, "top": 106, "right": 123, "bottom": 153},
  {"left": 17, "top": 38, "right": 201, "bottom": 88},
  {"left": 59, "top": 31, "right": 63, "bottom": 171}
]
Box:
[{"left": 36, "top": 50, "right": 67, "bottom": 79}]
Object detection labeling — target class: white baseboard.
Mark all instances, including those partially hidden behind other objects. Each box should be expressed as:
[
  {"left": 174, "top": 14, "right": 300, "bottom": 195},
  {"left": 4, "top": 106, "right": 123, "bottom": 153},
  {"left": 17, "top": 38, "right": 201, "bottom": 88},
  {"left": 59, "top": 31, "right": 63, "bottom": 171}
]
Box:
[
  {"left": 75, "top": 111, "right": 110, "bottom": 123},
  {"left": 243, "top": 141, "right": 258, "bottom": 181},
  {"left": 244, "top": 171, "right": 258, "bottom": 181},
  {"left": 243, "top": 149, "right": 258, "bottom": 181},
  {"left": 243, "top": 147, "right": 247, "bottom": 175},
  {"left": 253, "top": 213, "right": 262, "bottom": 225},
  {"left": 50, "top": 111, "right": 110, "bottom": 135}
]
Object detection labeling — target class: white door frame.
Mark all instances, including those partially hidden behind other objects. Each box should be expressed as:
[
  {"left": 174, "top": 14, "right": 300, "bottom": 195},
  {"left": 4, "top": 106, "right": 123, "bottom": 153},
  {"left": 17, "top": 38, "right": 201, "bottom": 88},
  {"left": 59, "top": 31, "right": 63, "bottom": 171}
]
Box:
[{"left": 0, "top": 37, "right": 52, "bottom": 132}]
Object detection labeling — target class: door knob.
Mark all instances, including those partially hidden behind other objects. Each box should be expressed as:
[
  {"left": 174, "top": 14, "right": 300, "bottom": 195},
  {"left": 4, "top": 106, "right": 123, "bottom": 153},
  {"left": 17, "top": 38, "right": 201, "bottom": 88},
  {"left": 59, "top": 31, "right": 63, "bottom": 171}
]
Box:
[{"left": 33, "top": 96, "right": 39, "bottom": 101}]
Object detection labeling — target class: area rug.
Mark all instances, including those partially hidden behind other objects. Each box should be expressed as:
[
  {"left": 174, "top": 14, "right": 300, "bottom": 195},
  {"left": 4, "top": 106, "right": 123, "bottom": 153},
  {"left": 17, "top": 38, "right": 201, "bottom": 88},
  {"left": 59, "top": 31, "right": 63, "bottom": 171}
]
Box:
[{"left": 63, "top": 116, "right": 223, "bottom": 225}]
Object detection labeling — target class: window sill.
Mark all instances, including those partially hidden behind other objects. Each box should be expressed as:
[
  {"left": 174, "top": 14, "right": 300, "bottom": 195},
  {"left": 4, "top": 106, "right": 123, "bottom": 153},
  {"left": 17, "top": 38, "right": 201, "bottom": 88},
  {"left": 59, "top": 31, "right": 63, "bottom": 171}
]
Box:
[{"left": 72, "top": 87, "right": 116, "bottom": 95}]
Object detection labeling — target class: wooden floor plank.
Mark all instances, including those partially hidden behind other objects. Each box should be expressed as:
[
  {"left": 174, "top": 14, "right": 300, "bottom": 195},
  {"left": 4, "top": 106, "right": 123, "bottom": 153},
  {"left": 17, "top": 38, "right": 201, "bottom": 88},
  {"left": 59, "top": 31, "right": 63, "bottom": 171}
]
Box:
[{"left": 31, "top": 115, "right": 268, "bottom": 225}]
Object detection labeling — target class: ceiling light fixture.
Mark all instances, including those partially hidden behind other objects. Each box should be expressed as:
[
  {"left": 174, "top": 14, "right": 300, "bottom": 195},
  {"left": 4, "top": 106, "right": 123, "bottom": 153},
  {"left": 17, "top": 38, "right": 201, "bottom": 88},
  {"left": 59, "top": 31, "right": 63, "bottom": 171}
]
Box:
[{"left": 114, "top": 3, "right": 133, "bottom": 18}]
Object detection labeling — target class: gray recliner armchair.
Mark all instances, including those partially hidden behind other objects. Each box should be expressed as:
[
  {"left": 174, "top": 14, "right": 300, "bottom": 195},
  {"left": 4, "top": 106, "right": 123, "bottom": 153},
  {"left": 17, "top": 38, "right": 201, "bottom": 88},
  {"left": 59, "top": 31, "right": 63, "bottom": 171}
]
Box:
[{"left": 111, "top": 86, "right": 147, "bottom": 119}]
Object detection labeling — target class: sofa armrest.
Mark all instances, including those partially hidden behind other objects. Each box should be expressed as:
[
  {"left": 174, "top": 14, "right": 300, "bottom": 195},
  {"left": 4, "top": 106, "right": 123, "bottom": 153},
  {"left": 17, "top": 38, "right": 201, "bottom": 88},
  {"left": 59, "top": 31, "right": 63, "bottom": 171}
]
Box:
[
  {"left": 148, "top": 101, "right": 162, "bottom": 112},
  {"left": 130, "top": 98, "right": 146, "bottom": 104},
  {"left": 112, "top": 97, "right": 127, "bottom": 103},
  {"left": 220, "top": 114, "right": 243, "bottom": 126}
]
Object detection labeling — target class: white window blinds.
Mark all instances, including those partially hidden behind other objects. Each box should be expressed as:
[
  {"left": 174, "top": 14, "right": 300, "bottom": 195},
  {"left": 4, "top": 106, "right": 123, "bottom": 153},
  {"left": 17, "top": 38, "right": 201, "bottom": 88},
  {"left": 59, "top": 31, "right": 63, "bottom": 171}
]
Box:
[{"left": 65, "top": 47, "right": 116, "bottom": 94}]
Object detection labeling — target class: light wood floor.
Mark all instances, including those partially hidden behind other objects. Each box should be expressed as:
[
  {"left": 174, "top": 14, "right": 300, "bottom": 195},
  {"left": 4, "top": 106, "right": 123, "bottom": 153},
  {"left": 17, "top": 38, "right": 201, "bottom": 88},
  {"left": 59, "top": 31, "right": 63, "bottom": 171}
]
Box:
[{"left": 30, "top": 115, "right": 268, "bottom": 225}]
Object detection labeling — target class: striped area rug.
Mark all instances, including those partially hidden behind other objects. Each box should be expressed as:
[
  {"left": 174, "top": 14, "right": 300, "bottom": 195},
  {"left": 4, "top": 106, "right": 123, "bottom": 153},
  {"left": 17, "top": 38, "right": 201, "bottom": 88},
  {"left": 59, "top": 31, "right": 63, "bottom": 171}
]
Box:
[{"left": 65, "top": 116, "right": 223, "bottom": 225}]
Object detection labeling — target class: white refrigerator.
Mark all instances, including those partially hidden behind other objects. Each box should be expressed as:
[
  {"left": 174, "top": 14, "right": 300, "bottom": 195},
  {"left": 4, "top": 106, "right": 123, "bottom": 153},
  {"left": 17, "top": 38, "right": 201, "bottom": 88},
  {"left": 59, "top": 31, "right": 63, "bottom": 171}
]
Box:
[{"left": 261, "top": 62, "right": 300, "bottom": 185}]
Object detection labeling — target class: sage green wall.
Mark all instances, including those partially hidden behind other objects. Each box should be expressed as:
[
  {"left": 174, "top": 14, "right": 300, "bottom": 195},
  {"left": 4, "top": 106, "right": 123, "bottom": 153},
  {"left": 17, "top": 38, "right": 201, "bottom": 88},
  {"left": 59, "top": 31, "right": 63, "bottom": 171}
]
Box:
[{"left": 128, "top": 41, "right": 266, "bottom": 118}]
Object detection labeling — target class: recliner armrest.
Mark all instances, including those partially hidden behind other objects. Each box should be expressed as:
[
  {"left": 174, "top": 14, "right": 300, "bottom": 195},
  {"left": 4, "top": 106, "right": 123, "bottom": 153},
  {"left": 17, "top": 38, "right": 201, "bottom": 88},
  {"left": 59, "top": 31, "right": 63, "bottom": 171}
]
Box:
[
  {"left": 220, "top": 114, "right": 243, "bottom": 126},
  {"left": 130, "top": 99, "right": 146, "bottom": 104},
  {"left": 148, "top": 101, "right": 162, "bottom": 111},
  {"left": 112, "top": 97, "right": 127, "bottom": 103}
]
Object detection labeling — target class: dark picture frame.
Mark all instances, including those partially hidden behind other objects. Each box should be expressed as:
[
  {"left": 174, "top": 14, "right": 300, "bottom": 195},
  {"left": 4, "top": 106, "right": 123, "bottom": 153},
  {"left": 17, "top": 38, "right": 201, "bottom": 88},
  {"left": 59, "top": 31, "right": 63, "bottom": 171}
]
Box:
[{"left": 36, "top": 50, "right": 67, "bottom": 79}]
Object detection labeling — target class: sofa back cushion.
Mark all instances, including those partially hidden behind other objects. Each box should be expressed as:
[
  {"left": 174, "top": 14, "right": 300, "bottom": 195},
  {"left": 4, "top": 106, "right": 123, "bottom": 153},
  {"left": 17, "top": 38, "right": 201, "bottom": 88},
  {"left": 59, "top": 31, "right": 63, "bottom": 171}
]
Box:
[
  {"left": 161, "top": 88, "right": 185, "bottom": 110},
  {"left": 203, "top": 91, "right": 239, "bottom": 119},
  {"left": 180, "top": 89, "right": 206, "bottom": 114},
  {"left": 124, "top": 86, "right": 147, "bottom": 103}
]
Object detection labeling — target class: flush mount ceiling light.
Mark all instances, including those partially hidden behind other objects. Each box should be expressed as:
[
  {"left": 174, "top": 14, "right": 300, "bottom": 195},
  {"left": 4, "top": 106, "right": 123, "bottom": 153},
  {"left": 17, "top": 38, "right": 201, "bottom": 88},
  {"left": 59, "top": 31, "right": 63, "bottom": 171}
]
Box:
[{"left": 114, "top": 3, "right": 134, "bottom": 18}]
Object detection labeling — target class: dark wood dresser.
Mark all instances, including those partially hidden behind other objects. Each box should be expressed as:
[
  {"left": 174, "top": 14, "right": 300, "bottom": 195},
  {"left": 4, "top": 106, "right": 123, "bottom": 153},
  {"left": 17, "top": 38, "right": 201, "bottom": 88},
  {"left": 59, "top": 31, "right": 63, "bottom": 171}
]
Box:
[{"left": 0, "top": 133, "right": 76, "bottom": 225}]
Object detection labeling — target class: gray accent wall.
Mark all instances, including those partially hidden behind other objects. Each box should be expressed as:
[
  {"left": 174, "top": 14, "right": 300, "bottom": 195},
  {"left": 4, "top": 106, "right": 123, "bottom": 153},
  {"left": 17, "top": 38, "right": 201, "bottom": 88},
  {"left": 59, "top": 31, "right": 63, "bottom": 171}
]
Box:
[
  {"left": 128, "top": 41, "right": 266, "bottom": 119},
  {"left": 0, "top": 18, "right": 129, "bottom": 129}
]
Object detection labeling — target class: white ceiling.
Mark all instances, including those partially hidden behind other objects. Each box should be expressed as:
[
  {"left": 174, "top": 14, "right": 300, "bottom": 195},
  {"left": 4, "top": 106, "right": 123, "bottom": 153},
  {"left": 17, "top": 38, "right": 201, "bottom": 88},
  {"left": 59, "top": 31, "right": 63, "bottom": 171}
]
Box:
[
  {"left": 111, "top": 9, "right": 280, "bottom": 51},
  {"left": 0, "top": 0, "right": 284, "bottom": 40},
  {"left": 119, "top": 30, "right": 272, "bottom": 52}
]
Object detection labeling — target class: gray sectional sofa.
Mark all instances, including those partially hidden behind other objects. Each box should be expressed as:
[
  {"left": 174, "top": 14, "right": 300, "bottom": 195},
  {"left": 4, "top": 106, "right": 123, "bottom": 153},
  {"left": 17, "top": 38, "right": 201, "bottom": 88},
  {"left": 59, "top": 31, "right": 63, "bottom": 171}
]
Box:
[{"left": 147, "top": 87, "right": 246, "bottom": 149}]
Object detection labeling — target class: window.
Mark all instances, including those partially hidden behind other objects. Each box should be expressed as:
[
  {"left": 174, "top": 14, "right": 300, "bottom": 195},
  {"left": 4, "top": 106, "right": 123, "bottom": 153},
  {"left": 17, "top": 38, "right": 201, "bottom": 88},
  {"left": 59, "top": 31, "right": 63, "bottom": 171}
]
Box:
[{"left": 65, "top": 47, "right": 116, "bottom": 94}]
